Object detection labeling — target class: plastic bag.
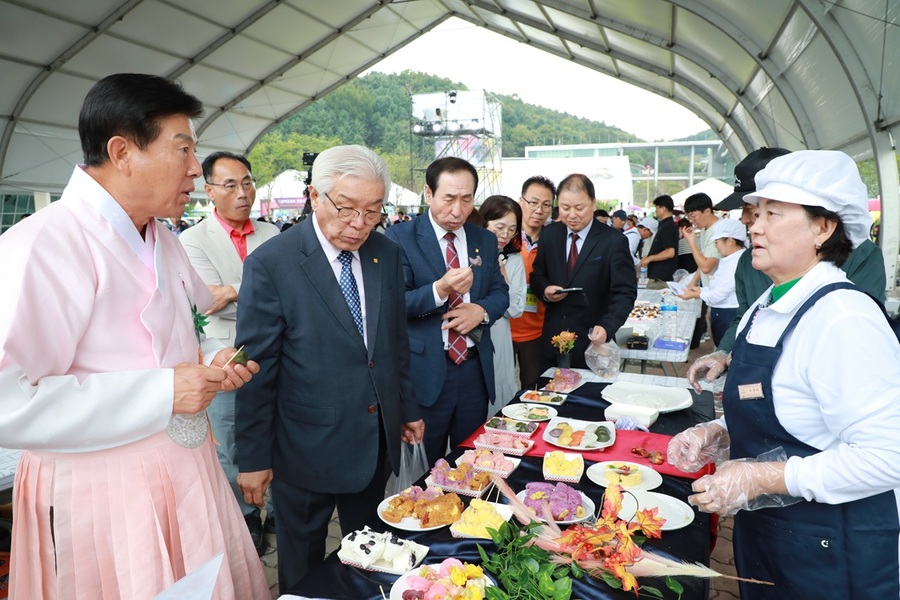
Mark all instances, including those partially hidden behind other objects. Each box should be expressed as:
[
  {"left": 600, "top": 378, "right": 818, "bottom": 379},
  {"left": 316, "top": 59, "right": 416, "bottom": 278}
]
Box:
[
  {"left": 385, "top": 442, "right": 429, "bottom": 497},
  {"left": 585, "top": 340, "right": 620, "bottom": 380},
  {"left": 672, "top": 268, "right": 690, "bottom": 282}
]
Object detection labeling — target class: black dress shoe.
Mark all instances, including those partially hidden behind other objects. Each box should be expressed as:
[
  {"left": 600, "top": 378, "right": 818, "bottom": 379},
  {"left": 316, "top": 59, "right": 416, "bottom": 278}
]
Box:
[
  {"left": 244, "top": 513, "right": 267, "bottom": 556},
  {"left": 264, "top": 514, "right": 276, "bottom": 535}
]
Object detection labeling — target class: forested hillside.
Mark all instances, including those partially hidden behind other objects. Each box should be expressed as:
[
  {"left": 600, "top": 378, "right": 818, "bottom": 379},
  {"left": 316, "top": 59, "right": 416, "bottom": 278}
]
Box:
[{"left": 249, "top": 70, "right": 646, "bottom": 190}]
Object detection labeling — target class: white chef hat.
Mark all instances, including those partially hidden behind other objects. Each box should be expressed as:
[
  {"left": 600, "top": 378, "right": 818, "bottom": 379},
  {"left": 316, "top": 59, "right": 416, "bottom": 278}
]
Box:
[{"left": 744, "top": 150, "right": 872, "bottom": 248}]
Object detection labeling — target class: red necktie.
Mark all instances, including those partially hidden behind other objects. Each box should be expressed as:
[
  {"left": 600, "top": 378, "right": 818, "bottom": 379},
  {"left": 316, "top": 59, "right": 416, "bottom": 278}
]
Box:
[
  {"left": 567, "top": 232, "right": 579, "bottom": 274},
  {"left": 444, "top": 232, "right": 467, "bottom": 365}
]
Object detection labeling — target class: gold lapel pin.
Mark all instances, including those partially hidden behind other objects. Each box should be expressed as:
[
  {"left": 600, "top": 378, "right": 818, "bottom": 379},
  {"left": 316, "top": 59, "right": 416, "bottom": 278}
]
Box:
[{"left": 373, "top": 258, "right": 379, "bottom": 263}]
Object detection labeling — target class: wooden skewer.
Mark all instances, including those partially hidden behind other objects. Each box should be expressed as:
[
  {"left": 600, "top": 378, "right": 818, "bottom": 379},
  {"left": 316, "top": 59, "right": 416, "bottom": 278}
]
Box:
[{"left": 220, "top": 345, "right": 245, "bottom": 369}]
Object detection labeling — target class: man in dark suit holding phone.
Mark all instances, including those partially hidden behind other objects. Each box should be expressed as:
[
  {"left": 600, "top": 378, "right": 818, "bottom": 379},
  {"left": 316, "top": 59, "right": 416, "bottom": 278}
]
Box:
[{"left": 530, "top": 174, "right": 637, "bottom": 369}]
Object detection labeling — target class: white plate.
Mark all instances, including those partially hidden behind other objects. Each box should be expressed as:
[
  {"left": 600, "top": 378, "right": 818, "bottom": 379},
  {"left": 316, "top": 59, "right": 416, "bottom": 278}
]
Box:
[
  {"left": 337, "top": 534, "right": 429, "bottom": 575},
  {"left": 519, "top": 389, "right": 567, "bottom": 405},
  {"left": 449, "top": 501, "right": 515, "bottom": 539},
  {"left": 542, "top": 417, "right": 615, "bottom": 451},
  {"left": 502, "top": 403, "right": 558, "bottom": 422},
  {"left": 483, "top": 416, "right": 539, "bottom": 437},
  {"left": 585, "top": 461, "right": 663, "bottom": 491},
  {"left": 377, "top": 494, "right": 455, "bottom": 532},
  {"left": 515, "top": 489, "right": 595, "bottom": 524},
  {"left": 424, "top": 475, "right": 491, "bottom": 499},
  {"left": 456, "top": 451, "right": 521, "bottom": 477},
  {"left": 617, "top": 491, "right": 695, "bottom": 531},
  {"left": 390, "top": 566, "right": 494, "bottom": 600},
  {"left": 601, "top": 381, "right": 693, "bottom": 413}
]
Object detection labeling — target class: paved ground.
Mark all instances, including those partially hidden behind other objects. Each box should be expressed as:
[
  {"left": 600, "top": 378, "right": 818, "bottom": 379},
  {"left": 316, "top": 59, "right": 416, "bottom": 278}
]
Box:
[{"left": 263, "top": 333, "right": 742, "bottom": 599}]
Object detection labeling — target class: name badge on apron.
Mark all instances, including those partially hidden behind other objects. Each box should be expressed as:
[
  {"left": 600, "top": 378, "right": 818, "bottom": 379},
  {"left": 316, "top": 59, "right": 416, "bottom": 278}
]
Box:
[{"left": 738, "top": 382, "right": 765, "bottom": 400}]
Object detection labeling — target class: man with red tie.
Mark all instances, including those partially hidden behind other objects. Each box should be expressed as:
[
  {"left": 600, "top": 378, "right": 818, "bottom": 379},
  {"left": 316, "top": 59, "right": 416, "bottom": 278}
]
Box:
[
  {"left": 530, "top": 174, "right": 637, "bottom": 370},
  {"left": 386, "top": 157, "right": 509, "bottom": 465}
]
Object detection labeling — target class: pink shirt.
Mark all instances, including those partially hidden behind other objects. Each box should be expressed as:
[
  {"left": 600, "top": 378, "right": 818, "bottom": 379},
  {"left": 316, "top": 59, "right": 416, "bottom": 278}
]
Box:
[{"left": 213, "top": 209, "right": 255, "bottom": 261}]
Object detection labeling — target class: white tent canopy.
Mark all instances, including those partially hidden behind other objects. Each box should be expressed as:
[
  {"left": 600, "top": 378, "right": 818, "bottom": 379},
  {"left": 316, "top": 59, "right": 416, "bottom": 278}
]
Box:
[
  {"left": 1, "top": 1, "right": 898, "bottom": 284},
  {"left": 671, "top": 178, "right": 735, "bottom": 207}
]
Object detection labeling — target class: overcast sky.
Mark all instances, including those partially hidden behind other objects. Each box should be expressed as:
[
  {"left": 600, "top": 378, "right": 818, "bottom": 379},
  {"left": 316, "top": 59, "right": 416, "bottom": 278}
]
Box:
[{"left": 366, "top": 18, "right": 709, "bottom": 143}]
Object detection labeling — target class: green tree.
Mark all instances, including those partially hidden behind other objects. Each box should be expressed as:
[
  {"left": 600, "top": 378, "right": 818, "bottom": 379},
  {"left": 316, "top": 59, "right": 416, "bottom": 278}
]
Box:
[{"left": 247, "top": 132, "right": 341, "bottom": 186}]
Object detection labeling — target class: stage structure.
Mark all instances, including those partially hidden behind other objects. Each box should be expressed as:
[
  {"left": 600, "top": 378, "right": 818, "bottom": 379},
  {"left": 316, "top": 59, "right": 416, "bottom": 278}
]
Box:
[{"left": 409, "top": 91, "right": 502, "bottom": 204}]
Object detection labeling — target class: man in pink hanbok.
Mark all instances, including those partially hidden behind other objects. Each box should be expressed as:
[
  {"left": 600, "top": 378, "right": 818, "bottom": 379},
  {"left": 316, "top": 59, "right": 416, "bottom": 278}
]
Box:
[{"left": 0, "top": 73, "right": 270, "bottom": 599}]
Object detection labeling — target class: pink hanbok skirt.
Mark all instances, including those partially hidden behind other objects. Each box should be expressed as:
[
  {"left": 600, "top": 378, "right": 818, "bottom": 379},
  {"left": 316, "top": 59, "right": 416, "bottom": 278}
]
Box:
[{"left": 9, "top": 431, "right": 270, "bottom": 599}]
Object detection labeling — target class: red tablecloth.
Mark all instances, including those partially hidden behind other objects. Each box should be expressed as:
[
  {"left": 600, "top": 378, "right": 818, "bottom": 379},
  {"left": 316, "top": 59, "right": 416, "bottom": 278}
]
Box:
[{"left": 460, "top": 422, "right": 715, "bottom": 479}]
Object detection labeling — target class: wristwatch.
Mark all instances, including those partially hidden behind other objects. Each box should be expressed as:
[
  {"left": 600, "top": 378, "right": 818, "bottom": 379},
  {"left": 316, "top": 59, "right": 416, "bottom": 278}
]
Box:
[{"left": 481, "top": 309, "right": 490, "bottom": 325}]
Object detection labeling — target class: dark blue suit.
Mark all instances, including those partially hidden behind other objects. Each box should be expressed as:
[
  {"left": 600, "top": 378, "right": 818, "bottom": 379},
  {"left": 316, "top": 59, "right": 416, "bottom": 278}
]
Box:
[
  {"left": 235, "top": 217, "right": 420, "bottom": 591},
  {"left": 386, "top": 213, "right": 509, "bottom": 463}
]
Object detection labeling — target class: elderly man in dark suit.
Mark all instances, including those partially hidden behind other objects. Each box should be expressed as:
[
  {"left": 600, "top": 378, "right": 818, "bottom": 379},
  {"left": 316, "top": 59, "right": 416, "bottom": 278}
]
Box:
[
  {"left": 386, "top": 157, "right": 509, "bottom": 466},
  {"left": 531, "top": 173, "right": 637, "bottom": 370},
  {"left": 234, "top": 145, "right": 424, "bottom": 592}
]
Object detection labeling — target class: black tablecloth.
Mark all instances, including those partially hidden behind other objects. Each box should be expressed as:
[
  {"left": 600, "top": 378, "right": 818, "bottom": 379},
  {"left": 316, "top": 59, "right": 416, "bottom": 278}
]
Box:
[{"left": 289, "top": 382, "right": 716, "bottom": 600}]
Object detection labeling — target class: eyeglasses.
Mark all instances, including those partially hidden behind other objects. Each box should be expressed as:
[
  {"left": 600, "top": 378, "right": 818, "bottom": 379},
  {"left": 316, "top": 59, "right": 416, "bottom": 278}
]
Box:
[
  {"left": 207, "top": 179, "right": 256, "bottom": 193},
  {"left": 520, "top": 196, "right": 553, "bottom": 212},
  {"left": 324, "top": 192, "right": 386, "bottom": 226}
]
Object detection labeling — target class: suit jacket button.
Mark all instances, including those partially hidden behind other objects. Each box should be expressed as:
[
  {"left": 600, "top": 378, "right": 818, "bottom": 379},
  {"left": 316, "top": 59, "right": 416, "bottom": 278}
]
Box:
[
  {"left": 367, "top": 405, "right": 376, "bottom": 414},
  {"left": 369, "top": 361, "right": 374, "bottom": 368}
]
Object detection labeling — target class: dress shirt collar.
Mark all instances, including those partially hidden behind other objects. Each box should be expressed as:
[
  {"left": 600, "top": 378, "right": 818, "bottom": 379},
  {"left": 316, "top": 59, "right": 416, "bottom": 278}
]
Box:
[
  {"left": 213, "top": 209, "right": 254, "bottom": 237},
  {"left": 566, "top": 218, "right": 593, "bottom": 241},
  {"left": 427, "top": 210, "right": 467, "bottom": 247},
  {"left": 312, "top": 210, "right": 359, "bottom": 264}
]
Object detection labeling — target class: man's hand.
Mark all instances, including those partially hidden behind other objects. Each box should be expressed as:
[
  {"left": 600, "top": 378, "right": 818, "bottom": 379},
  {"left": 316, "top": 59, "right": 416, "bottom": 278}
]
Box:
[
  {"left": 588, "top": 325, "right": 608, "bottom": 346},
  {"left": 543, "top": 285, "right": 567, "bottom": 302},
  {"left": 639, "top": 256, "right": 652, "bottom": 267},
  {"left": 442, "top": 303, "right": 485, "bottom": 336},
  {"left": 173, "top": 363, "right": 227, "bottom": 414},
  {"left": 678, "top": 286, "right": 701, "bottom": 300},
  {"left": 205, "top": 284, "right": 238, "bottom": 315},
  {"left": 238, "top": 469, "right": 273, "bottom": 507},
  {"left": 210, "top": 347, "right": 259, "bottom": 392},
  {"left": 401, "top": 419, "right": 425, "bottom": 444},
  {"left": 435, "top": 267, "right": 474, "bottom": 298}
]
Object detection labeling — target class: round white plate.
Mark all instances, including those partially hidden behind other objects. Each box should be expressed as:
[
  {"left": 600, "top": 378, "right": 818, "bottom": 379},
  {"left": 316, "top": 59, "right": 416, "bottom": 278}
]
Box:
[
  {"left": 377, "top": 494, "right": 452, "bottom": 532},
  {"left": 501, "top": 403, "right": 558, "bottom": 422},
  {"left": 616, "top": 491, "right": 695, "bottom": 531},
  {"left": 542, "top": 417, "right": 615, "bottom": 451},
  {"left": 390, "top": 566, "right": 494, "bottom": 600},
  {"left": 585, "top": 461, "right": 663, "bottom": 492},
  {"left": 515, "top": 490, "right": 595, "bottom": 524}
]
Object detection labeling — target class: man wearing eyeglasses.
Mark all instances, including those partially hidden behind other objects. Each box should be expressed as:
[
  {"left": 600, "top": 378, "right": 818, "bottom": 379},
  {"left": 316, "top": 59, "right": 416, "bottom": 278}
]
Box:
[
  {"left": 178, "top": 151, "right": 279, "bottom": 556},
  {"left": 233, "top": 145, "right": 424, "bottom": 591},
  {"left": 510, "top": 175, "right": 556, "bottom": 389},
  {"left": 386, "top": 156, "right": 509, "bottom": 466}
]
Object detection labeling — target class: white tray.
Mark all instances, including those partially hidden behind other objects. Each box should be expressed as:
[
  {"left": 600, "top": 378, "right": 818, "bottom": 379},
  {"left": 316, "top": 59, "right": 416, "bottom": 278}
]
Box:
[{"left": 601, "top": 381, "right": 693, "bottom": 413}]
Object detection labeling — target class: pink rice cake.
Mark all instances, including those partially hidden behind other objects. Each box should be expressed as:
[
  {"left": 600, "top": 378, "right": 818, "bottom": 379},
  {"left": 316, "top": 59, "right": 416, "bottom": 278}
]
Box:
[
  {"left": 459, "top": 449, "right": 515, "bottom": 474},
  {"left": 474, "top": 431, "right": 532, "bottom": 450},
  {"left": 523, "top": 481, "right": 586, "bottom": 521}
]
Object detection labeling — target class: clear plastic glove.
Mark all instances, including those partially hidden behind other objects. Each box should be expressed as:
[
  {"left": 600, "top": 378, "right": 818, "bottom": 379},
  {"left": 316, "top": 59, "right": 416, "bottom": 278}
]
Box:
[
  {"left": 667, "top": 421, "right": 730, "bottom": 472},
  {"left": 686, "top": 351, "right": 729, "bottom": 393},
  {"left": 688, "top": 454, "right": 796, "bottom": 516}
]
